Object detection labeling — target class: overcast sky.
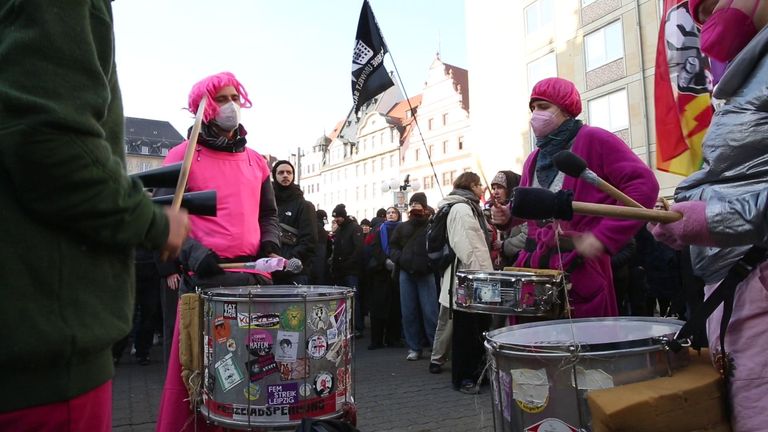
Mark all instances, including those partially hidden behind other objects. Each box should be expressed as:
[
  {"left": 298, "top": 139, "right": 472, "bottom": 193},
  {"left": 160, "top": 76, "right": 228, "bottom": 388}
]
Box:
[{"left": 112, "top": 0, "right": 466, "bottom": 159}]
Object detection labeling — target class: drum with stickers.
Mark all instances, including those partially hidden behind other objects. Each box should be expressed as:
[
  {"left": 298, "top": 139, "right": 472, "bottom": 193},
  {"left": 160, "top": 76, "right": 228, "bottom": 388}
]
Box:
[
  {"left": 199, "top": 285, "right": 355, "bottom": 430},
  {"left": 484, "top": 317, "right": 689, "bottom": 432},
  {"left": 454, "top": 267, "right": 565, "bottom": 317}
]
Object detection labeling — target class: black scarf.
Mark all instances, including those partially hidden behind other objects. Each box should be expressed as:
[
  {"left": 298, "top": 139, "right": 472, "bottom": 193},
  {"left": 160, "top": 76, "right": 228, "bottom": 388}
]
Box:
[
  {"left": 534, "top": 118, "right": 582, "bottom": 189},
  {"left": 190, "top": 123, "right": 248, "bottom": 152},
  {"left": 272, "top": 182, "right": 304, "bottom": 203},
  {"left": 449, "top": 188, "right": 491, "bottom": 247}
]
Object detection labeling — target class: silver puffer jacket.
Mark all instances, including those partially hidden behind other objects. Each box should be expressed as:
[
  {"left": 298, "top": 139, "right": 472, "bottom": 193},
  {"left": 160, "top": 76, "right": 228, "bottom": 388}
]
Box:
[{"left": 675, "top": 26, "right": 768, "bottom": 284}]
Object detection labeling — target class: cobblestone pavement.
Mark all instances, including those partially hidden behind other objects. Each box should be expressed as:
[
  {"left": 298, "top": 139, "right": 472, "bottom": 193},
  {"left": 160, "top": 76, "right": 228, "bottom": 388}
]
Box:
[{"left": 113, "top": 331, "right": 495, "bottom": 432}]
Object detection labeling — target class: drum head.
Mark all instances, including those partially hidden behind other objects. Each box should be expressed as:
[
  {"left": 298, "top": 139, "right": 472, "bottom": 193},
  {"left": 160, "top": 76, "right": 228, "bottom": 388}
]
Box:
[
  {"left": 202, "top": 285, "right": 353, "bottom": 300},
  {"left": 487, "top": 317, "right": 684, "bottom": 354}
]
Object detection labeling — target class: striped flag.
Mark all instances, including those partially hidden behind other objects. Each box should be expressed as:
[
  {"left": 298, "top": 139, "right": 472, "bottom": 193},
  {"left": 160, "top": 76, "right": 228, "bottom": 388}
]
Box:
[{"left": 654, "top": 0, "right": 714, "bottom": 176}]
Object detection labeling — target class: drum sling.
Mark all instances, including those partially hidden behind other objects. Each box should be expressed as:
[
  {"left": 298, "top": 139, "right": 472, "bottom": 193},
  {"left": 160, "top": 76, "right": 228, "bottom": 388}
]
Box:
[
  {"left": 179, "top": 293, "right": 204, "bottom": 409},
  {"left": 668, "top": 245, "right": 768, "bottom": 419}
]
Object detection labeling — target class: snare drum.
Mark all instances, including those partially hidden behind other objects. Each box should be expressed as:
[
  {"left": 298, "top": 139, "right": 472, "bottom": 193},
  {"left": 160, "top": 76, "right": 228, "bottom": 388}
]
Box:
[
  {"left": 484, "top": 317, "right": 689, "bottom": 431},
  {"left": 199, "top": 285, "right": 355, "bottom": 430},
  {"left": 454, "top": 268, "right": 565, "bottom": 316}
]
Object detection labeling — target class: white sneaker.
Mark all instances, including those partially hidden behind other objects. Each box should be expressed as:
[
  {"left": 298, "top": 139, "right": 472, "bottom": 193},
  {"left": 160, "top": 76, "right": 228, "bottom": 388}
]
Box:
[{"left": 406, "top": 350, "right": 421, "bottom": 361}]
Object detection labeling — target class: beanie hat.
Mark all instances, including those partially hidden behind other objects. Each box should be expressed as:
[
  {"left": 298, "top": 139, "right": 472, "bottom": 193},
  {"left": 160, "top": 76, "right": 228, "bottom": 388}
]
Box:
[
  {"left": 332, "top": 204, "right": 347, "bottom": 218},
  {"left": 316, "top": 209, "right": 327, "bottom": 221},
  {"left": 271, "top": 159, "right": 295, "bottom": 182},
  {"left": 360, "top": 218, "right": 371, "bottom": 227},
  {"left": 408, "top": 192, "right": 428, "bottom": 208},
  {"left": 491, "top": 170, "right": 522, "bottom": 191},
  {"left": 529, "top": 77, "right": 582, "bottom": 118},
  {"left": 376, "top": 208, "right": 387, "bottom": 218}
]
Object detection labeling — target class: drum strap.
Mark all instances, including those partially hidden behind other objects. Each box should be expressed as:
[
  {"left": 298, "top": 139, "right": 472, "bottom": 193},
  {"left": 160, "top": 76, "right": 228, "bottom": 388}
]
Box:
[{"left": 669, "top": 245, "right": 767, "bottom": 420}]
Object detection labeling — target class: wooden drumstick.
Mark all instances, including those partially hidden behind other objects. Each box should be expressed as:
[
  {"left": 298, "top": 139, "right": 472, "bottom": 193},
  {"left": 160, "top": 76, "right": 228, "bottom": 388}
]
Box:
[
  {"left": 160, "top": 97, "right": 207, "bottom": 261},
  {"left": 553, "top": 150, "right": 645, "bottom": 208},
  {"left": 572, "top": 201, "right": 682, "bottom": 223},
  {"left": 512, "top": 187, "right": 682, "bottom": 224}
]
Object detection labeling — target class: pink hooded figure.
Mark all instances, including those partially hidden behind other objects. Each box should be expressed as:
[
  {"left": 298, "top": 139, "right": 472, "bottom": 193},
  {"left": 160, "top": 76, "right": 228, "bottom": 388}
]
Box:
[{"left": 515, "top": 77, "right": 659, "bottom": 318}]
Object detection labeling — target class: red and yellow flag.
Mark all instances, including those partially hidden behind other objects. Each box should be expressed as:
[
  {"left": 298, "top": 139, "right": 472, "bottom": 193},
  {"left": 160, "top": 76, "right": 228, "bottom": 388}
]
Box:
[{"left": 654, "top": 0, "right": 714, "bottom": 176}]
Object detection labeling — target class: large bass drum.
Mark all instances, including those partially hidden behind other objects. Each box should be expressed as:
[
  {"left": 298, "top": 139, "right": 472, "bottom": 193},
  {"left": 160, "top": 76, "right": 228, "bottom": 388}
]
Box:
[
  {"left": 199, "top": 285, "right": 355, "bottom": 430},
  {"left": 484, "top": 317, "right": 689, "bottom": 431}
]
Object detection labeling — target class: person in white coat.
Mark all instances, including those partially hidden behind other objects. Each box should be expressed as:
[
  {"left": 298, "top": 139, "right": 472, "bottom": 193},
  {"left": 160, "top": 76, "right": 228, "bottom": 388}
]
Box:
[{"left": 430, "top": 172, "right": 494, "bottom": 393}]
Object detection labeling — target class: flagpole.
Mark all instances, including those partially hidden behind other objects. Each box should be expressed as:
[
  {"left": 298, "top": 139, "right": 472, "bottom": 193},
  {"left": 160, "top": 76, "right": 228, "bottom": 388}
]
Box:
[{"left": 364, "top": 0, "right": 445, "bottom": 198}]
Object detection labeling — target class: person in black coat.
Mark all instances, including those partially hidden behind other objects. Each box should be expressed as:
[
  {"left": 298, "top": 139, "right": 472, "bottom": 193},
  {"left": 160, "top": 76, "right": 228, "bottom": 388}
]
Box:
[
  {"left": 311, "top": 209, "right": 330, "bottom": 285},
  {"left": 271, "top": 160, "right": 317, "bottom": 285},
  {"left": 330, "top": 204, "right": 365, "bottom": 336},
  {"left": 366, "top": 206, "right": 402, "bottom": 349},
  {"left": 389, "top": 193, "right": 438, "bottom": 361}
]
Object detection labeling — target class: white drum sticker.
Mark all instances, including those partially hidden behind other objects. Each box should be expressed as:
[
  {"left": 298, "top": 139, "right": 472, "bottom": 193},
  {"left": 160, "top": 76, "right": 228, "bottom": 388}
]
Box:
[
  {"left": 215, "top": 353, "right": 244, "bottom": 392},
  {"left": 524, "top": 418, "right": 577, "bottom": 432},
  {"left": 510, "top": 368, "right": 549, "bottom": 411},
  {"left": 570, "top": 367, "right": 614, "bottom": 390},
  {"left": 307, "top": 334, "right": 328, "bottom": 360},
  {"left": 276, "top": 330, "right": 299, "bottom": 362},
  {"left": 474, "top": 280, "right": 501, "bottom": 303}
]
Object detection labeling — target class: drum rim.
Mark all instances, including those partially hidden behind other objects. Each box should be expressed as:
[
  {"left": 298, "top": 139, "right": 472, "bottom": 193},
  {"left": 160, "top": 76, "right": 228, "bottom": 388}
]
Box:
[
  {"left": 484, "top": 316, "right": 685, "bottom": 357},
  {"left": 201, "top": 285, "right": 355, "bottom": 300}
]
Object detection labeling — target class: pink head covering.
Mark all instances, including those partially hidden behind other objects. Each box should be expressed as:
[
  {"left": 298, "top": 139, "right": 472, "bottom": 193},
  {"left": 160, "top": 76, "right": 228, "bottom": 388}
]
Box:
[
  {"left": 529, "top": 77, "right": 582, "bottom": 118},
  {"left": 188, "top": 71, "right": 253, "bottom": 123}
]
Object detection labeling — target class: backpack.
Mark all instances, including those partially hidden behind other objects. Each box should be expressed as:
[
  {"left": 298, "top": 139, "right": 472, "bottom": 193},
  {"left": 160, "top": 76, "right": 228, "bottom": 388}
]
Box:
[{"left": 425, "top": 202, "right": 459, "bottom": 272}]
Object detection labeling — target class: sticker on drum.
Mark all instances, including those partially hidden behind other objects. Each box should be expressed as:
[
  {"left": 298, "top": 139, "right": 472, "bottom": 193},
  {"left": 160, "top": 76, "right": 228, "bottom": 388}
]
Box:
[
  {"left": 299, "top": 383, "right": 313, "bottom": 397},
  {"left": 330, "top": 300, "right": 347, "bottom": 336},
  {"left": 214, "top": 317, "right": 231, "bottom": 343},
  {"left": 226, "top": 338, "right": 237, "bottom": 352},
  {"left": 238, "top": 312, "right": 280, "bottom": 329},
  {"left": 571, "top": 367, "right": 613, "bottom": 390},
  {"left": 308, "top": 305, "right": 329, "bottom": 331},
  {"left": 276, "top": 331, "right": 299, "bottom": 362},
  {"left": 246, "top": 354, "right": 278, "bottom": 381},
  {"left": 313, "top": 371, "right": 334, "bottom": 397},
  {"left": 500, "top": 371, "right": 512, "bottom": 422},
  {"left": 215, "top": 353, "right": 244, "bottom": 392},
  {"left": 223, "top": 302, "right": 237, "bottom": 320},
  {"left": 511, "top": 368, "right": 549, "bottom": 413},
  {"left": 278, "top": 359, "right": 309, "bottom": 381},
  {"left": 307, "top": 334, "right": 328, "bottom": 359},
  {"left": 474, "top": 280, "right": 501, "bottom": 303},
  {"left": 243, "top": 382, "right": 261, "bottom": 401},
  {"left": 281, "top": 305, "right": 305, "bottom": 331},
  {"left": 267, "top": 383, "right": 299, "bottom": 405},
  {"left": 525, "top": 418, "right": 577, "bottom": 432},
  {"left": 247, "top": 330, "right": 273, "bottom": 357}
]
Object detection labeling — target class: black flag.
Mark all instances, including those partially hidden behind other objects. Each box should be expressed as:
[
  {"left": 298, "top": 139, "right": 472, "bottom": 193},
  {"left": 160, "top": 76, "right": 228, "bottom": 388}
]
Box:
[{"left": 351, "top": 0, "right": 394, "bottom": 113}]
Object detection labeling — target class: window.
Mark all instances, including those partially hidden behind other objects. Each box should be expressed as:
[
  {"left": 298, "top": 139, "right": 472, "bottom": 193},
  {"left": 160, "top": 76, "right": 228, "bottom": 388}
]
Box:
[
  {"left": 442, "top": 172, "right": 452, "bottom": 186},
  {"left": 390, "top": 155, "right": 395, "bottom": 167},
  {"left": 458, "top": 136, "right": 464, "bottom": 150},
  {"left": 588, "top": 89, "right": 629, "bottom": 132},
  {"left": 428, "top": 144, "right": 434, "bottom": 157},
  {"left": 423, "top": 176, "right": 433, "bottom": 190},
  {"left": 415, "top": 148, "right": 420, "bottom": 161},
  {"left": 428, "top": 118, "right": 434, "bottom": 130},
  {"left": 380, "top": 157, "right": 385, "bottom": 170},
  {"left": 355, "top": 187, "right": 359, "bottom": 200},
  {"left": 527, "top": 52, "right": 557, "bottom": 94},
  {"left": 371, "top": 134, "right": 377, "bottom": 148},
  {"left": 525, "top": 0, "right": 554, "bottom": 36},
  {"left": 442, "top": 113, "right": 448, "bottom": 125},
  {"left": 585, "top": 20, "right": 624, "bottom": 71}
]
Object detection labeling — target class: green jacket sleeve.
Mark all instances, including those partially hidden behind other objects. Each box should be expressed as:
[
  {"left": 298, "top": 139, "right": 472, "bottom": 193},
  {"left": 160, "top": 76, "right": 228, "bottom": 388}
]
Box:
[{"left": 0, "top": 0, "right": 167, "bottom": 250}]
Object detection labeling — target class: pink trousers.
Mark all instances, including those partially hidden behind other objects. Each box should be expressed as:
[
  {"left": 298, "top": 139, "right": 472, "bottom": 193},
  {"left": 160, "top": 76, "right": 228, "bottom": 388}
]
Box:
[{"left": 0, "top": 380, "right": 111, "bottom": 432}]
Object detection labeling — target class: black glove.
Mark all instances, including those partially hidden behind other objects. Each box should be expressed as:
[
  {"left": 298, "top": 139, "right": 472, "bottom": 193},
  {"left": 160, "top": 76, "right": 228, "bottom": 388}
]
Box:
[{"left": 196, "top": 251, "right": 223, "bottom": 277}]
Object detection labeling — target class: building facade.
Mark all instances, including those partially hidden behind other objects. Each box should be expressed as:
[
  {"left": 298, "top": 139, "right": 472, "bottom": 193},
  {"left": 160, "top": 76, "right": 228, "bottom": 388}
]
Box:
[
  {"left": 300, "top": 56, "right": 474, "bottom": 221},
  {"left": 466, "top": 0, "right": 682, "bottom": 196},
  {"left": 124, "top": 117, "right": 183, "bottom": 174}
]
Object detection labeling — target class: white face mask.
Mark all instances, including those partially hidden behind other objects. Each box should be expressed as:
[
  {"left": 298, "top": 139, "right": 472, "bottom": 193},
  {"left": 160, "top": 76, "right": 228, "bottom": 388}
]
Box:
[{"left": 214, "top": 101, "right": 241, "bottom": 131}]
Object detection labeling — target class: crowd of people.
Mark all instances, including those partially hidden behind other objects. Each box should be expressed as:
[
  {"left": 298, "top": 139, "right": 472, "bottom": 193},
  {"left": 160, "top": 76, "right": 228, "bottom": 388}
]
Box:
[{"left": 2, "top": 0, "right": 767, "bottom": 430}]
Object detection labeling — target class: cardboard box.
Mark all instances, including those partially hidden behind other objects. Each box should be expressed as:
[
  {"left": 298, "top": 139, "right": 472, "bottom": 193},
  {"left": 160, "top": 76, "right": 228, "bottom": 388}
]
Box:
[{"left": 587, "top": 349, "right": 731, "bottom": 432}]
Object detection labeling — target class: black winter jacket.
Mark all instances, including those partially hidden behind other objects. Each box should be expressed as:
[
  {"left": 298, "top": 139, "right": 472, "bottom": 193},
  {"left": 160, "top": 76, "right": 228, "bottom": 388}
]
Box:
[
  {"left": 273, "top": 182, "right": 317, "bottom": 275},
  {"left": 331, "top": 218, "right": 363, "bottom": 278},
  {"left": 389, "top": 216, "right": 431, "bottom": 275}
]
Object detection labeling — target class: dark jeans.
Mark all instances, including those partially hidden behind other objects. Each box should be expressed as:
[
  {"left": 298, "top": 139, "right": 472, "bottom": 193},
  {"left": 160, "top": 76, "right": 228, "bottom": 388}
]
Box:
[
  {"left": 113, "top": 274, "right": 161, "bottom": 360},
  {"left": 451, "top": 309, "right": 490, "bottom": 389}
]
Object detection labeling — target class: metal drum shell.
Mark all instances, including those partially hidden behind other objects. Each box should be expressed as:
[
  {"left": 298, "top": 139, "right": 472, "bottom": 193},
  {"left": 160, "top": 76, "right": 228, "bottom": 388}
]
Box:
[
  {"left": 198, "top": 285, "right": 355, "bottom": 430},
  {"left": 484, "top": 317, "right": 690, "bottom": 431},
  {"left": 454, "top": 269, "right": 565, "bottom": 317}
]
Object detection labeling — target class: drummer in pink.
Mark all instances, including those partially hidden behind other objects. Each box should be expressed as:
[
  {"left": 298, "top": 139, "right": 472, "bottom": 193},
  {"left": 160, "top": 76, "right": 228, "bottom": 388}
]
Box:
[
  {"left": 492, "top": 77, "right": 659, "bottom": 318},
  {"left": 155, "top": 71, "right": 282, "bottom": 432}
]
